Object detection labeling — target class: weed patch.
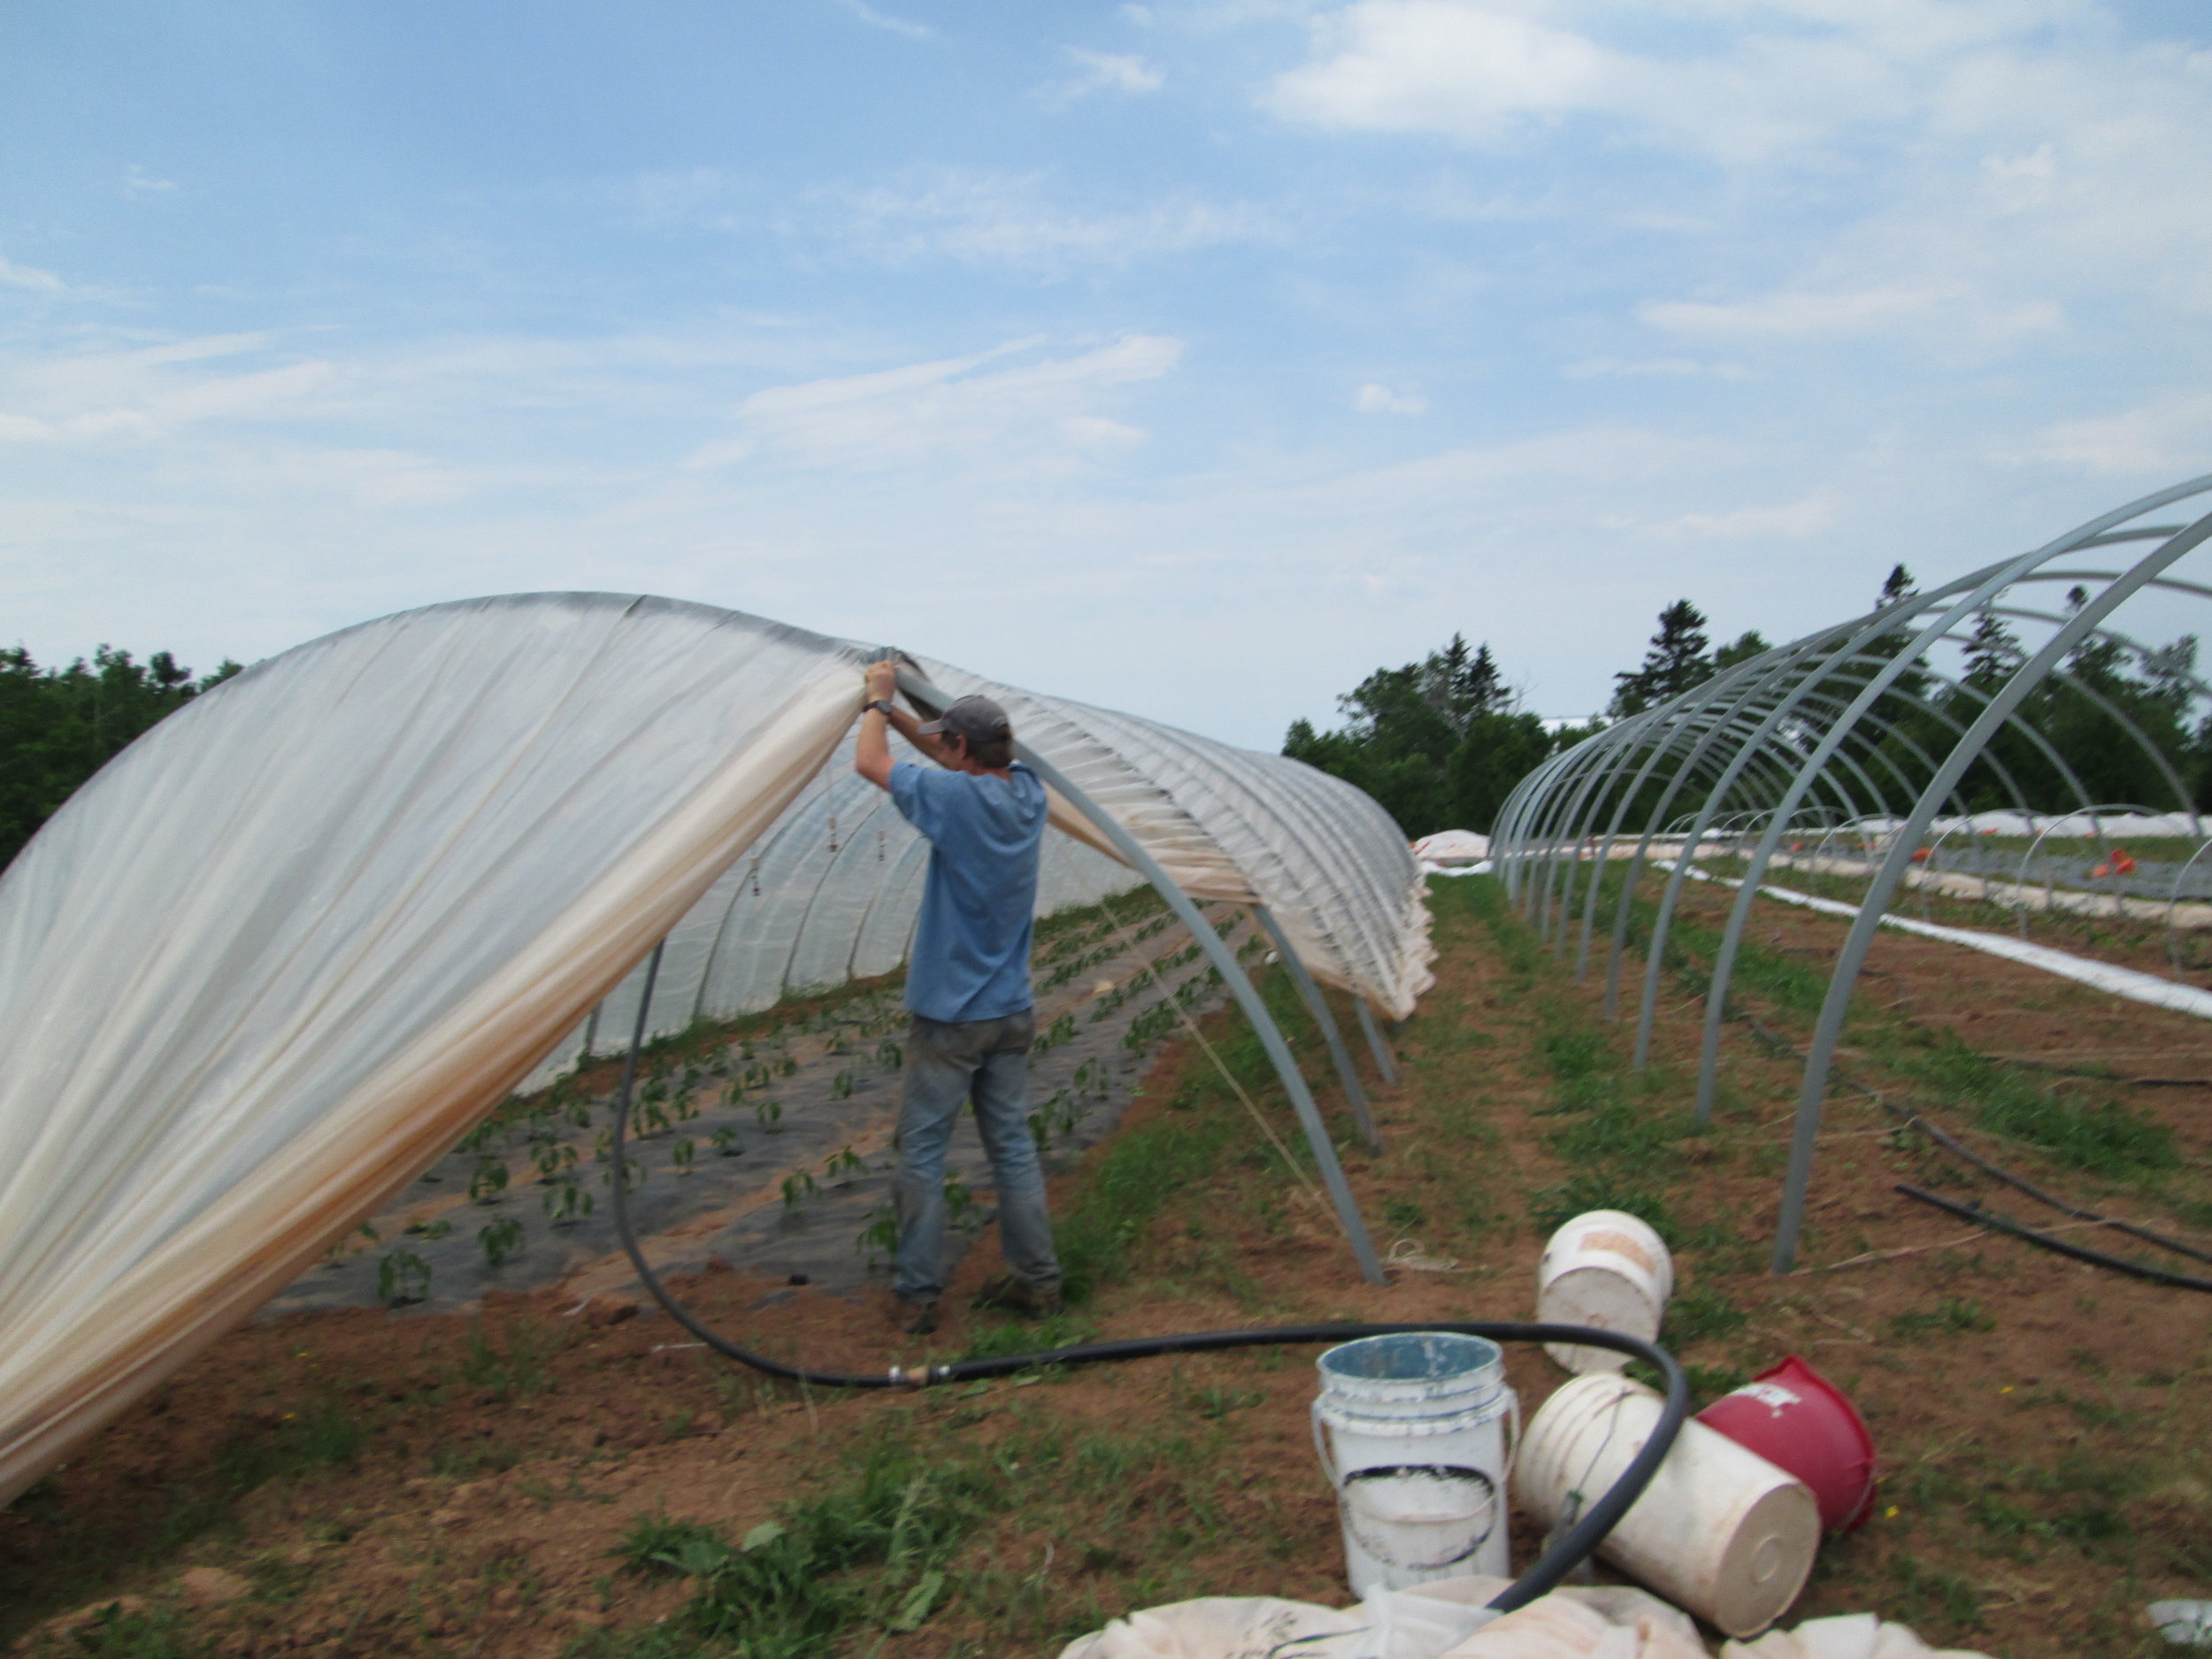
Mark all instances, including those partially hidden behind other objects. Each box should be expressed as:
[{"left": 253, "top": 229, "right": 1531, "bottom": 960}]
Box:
[
  {"left": 1051, "top": 972, "right": 1308, "bottom": 1303},
  {"left": 1895, "top": 1043, "right": 2177, "bottom": 1177},
  {"left": 1888, "top": 1298, "right": 1996, "bottom": 1340}
]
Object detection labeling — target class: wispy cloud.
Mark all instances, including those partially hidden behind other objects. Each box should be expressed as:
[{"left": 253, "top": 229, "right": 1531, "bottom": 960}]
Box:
[
  {"left": 1353, "top": 382, "right": 1425, "bottom": 414},
  {"left": 1263, "top": 1, "right": 2131, "bottom": 167},
  {"left": 825, "top": 168, "right": 1267, "bottom": 273},
  {"left": 1038, "top": 48, "right": 1165, "bottom": 106},
  {"left": 2016, "top": 394, "right": 2212, "bottom": 478},
  {"left": 122, "top": 165, "right": 178, "bottom": 198},
  {"left": 830, "top": 0, "right": 932, "bottom": 40},
  {"left": 687, "top": 334, "right": 1183, "bottom": 474},
  {"left": 1637, "top": 286, "right": 2061, "bottom": 343},
  {"left": 1663, "top": 494, "right": 1839, "bottom": 541},
  {"left": 616, "top": 164, "right": 1266, "bottom": 275},
  {"left": 1563, "top": 357, "right": 1752, "bottom": 380},
  {"left": 0, "top": 255, "right": 67, "bottom": 295}
]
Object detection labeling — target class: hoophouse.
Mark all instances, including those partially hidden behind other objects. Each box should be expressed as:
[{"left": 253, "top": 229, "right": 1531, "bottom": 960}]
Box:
[{"left": 0, "top": 593, "right": 1432, "bottom": 1504}]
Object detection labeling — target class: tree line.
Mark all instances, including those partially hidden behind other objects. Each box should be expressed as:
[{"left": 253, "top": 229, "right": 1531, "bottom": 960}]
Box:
[
  {"left": 1284, "top": 569, "right": 2210, "bottom": 838},
  {"left": 1, "top": 645, "right": 240, "bottom": 870}
]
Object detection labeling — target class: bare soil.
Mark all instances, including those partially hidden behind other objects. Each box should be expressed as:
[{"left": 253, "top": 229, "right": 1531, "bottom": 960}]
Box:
[{"left": 4, "top": 876, "right": 2207, "bottom": 1658}]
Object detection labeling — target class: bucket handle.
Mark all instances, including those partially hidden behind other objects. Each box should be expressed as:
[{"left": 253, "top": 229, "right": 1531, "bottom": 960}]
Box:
[
  {"left": 1311, "top": 1403, "right": 1339, "bottom": 1486},
  {"left": 1312, "top": 1394, "right": 1519, "bottom": 1489}
]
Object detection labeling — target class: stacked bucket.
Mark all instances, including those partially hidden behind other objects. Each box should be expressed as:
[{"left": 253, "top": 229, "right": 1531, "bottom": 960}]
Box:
[{"left": 1312, "top": 1210, "right": 1878, "bottom": 1639}]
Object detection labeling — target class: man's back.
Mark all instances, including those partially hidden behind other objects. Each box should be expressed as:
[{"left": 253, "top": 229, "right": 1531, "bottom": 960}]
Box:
[{"left": 888, "top": 761, "right": 1047, "bottom": 1023}]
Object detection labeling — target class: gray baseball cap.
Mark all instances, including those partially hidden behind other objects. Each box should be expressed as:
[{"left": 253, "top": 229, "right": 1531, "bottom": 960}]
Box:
[{"left": 916, "top": 695, "right": 1013, "bottom": 745}]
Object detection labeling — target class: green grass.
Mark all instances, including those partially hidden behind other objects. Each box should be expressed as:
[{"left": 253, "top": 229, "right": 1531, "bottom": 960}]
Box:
[
  {"left": 1888, "top": 1297, "right": 1996, "bottom": 1339},
  {"left": 457, "top": 1317, "right": 567, "bottom": 1402},
  {"left": 588, "top": 1402, "right": 1285, "bottom": 1659},
  {"left": 37, "top": 1604, "right": 207, "bottom": 1659},
  {"left": 1894, "top": 1041, "right": 2178, "bottom": 1177},
  {"left": 1452, "top": 876, "right": 1694, "bottom": 1245},
  {"left": 1662, "top": 1282, "right": 1747, "bottom": 1346},
  {"left": 624, "top": 1442, "right": 1008, "bottom": 1657},
  {"left": 616, "top": 1515, "right": 733, "bottom": 1579},
  {"left": 1049, "top": 968, "right": 1309, "bottom": 1304}
]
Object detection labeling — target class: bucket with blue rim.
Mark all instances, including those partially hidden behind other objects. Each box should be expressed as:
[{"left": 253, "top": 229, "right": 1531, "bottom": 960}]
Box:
[{"left": 1312, "top": 1333, "right": 1518, "bottom": 1592}]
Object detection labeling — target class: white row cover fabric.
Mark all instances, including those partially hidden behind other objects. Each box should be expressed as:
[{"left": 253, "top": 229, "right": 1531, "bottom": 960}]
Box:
[
  {"left": 521, "top": 731, "right": 1143, "bottom": 1088},
  {"left": 1411, "top": 829, "right": 1493, "bottom": 866},
  {"left": 1059, "top": 1577, "right": 1988, "bottom": 1659},
  {"left": 0, "top": 592, "right": 1429, "bottom": 1504},
  {"left": 1844, "top": 811, "right": 2204, "bottom": 839}
]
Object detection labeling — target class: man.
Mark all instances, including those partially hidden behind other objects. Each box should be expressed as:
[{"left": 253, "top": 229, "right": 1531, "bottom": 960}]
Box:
[{"left": 855, "top": 659, "right": 1062, "bottom": 1337}]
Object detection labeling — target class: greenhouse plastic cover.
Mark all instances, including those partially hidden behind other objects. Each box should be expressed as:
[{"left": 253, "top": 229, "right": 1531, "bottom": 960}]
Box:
[{"left": 0, "top": 592, "right": 1430, "bottom": 1503}]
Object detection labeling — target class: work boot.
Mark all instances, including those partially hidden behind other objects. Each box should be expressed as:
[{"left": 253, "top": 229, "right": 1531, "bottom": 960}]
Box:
[
  {"left": 972, "top": 1275, "right": 1063, "bottom": 1319},
  {"left": 892, "top": 1294, "right": 939, "bottom": 1337}
]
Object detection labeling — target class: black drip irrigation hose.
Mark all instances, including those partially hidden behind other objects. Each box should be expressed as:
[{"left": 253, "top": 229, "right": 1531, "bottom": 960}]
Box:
[
  {"left": 603, "top": 944, "right": 1691, "bottom": 1615},
  {"left": 1744, "top": 1015, "right": 2212, "bottom": 1272},
  {"left": 1896, "top": 1183, "right": 2212, "bottom": 1294}
]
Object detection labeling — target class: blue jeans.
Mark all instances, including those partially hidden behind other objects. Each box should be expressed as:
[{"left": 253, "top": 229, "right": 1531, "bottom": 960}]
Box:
[{"left": 893, "top": 1009, "right": 1060, "bottom": 1304}]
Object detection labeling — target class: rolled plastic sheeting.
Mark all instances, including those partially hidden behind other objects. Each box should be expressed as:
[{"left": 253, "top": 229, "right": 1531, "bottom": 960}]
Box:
[{"left": 0, "top": 591, "right": 1432, "bottom": 1505}]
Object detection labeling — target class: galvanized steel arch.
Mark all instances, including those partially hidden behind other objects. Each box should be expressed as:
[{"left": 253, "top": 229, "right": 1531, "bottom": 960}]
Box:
[{"left": 1493, "top": 475, "right": 2212, "bottom": 1270}]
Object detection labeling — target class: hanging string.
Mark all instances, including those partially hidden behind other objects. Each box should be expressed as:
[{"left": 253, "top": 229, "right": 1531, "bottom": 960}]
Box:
[{"left": 1090, "top": 893, "right": 1337, "bottom": 1225}]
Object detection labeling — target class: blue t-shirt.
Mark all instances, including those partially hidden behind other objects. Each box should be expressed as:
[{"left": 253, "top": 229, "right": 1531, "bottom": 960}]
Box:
[{"left": 887, "top": 759, "right": 1047, "bottom": 1023}]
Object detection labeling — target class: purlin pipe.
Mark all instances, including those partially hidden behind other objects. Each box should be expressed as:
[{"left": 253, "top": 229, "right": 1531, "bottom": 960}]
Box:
[{"left": 1489, "top": 473, "right": 2212, "bottom": 1274}]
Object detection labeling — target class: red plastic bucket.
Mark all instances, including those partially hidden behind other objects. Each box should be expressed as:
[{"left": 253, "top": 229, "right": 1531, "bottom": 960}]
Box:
[{"left": 1695, "top": 1356, "right": 1877, "bottom": 1532}]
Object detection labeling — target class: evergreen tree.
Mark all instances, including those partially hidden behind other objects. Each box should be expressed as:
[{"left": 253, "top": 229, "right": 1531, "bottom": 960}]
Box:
[
  {"left": 1714, "top": 630, "right": 1771, "bottom": 671},
  {"left": 1608, "top": 600, "right": 1713, "bottom": 717},
  {"left": 1961, "top": 611, "right": 2020, "bottom": 694},
  {"left": 1, "top": 645, "right": 242, "bottom": 869},
  {"left": 1284, "top": 635, "right": 1568, "bottom": 834},
  {"left": 1462, "top": 642, "right": 1509, "bottom": 718}
]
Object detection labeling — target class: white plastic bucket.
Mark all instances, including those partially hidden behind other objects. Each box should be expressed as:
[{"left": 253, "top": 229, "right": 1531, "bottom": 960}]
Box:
[
  {"left": 1536, "top": 1210, "right": 1673, "bottom": 1373},
  {"left": 1515, "top": 1372, "right": 1819, "bottom": 1638},
  {"left": 1312, "top": 1333, "right": 1519, "bottom": 1594}
]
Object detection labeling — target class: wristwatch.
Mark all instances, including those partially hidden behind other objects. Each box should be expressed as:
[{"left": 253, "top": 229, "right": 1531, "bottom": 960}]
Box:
[{"left": 863, "top": 698, "right": 895, "bottom": 718}]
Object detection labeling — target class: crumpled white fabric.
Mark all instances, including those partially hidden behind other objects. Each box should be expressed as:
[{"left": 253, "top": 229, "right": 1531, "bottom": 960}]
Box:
[
  {"left": 1720, "top": 1612, "right": 1990, "bottom": 1659},
  {"left": 1056, "top": 1584, "right": 1998, "bottom": 1659},
  {"left": 1056, "top": 1577, "right": 1705, "bottom": 1659},
  {"left": 2150, "top": 1601, "right": 2212, "bottom": 1648}
]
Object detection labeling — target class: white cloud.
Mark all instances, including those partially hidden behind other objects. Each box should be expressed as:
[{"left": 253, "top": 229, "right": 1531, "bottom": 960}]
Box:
[
  {"left": 1041, "top": 48, "right": 1167, "bottom": 104},
  {"left": 0, "top": 255, "right": 67, "bottom": 295},
  {"left": 1353, "top": 382, "right": 1426, "bottom": 413},
  {"left": 1563, "top": 357, "right": 1752, "bottom": 380},
  {"left": 2018, "top": 394, "right": 2212, "bottom": 477},
  {"left": 832, "top": 0, "right": 933, "bottom": 40},
  {"left": 1263, "top": 1, "right": 2154, "bottom": 166},
  {"left": 1270, "top": 3, "right": 1611, "bottom": 144},
  {"left": 0, "top": 335, "right": 337, "bottom": 444},
  {"left": 123, "top": 165, "right": 178, "bottom": 198},
  {"left": 1663, "top": 494, "right": 1840, "bottom": 540},
  {"left": 826, "top": 168, "right": 1266, "bottom": 272},
  {"left": 1263, "top": 0, "right": 1924, "bottom": 162},
  {"left": 687, "top": 334, "right": 1183, "bottom": 473},
  {"left": 1637, "top": 285, "right": 2061, "bottom": 342}
]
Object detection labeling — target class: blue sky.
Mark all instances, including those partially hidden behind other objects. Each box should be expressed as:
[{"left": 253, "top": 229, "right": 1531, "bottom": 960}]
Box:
[{"left": 5, "top": 0, "right": 2211, "bottom": 746}]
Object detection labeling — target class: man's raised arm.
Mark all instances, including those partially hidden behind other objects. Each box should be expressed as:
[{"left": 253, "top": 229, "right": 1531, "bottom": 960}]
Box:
[{"left": 855, "top": 661, "right": 959, "bottom": 788}]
